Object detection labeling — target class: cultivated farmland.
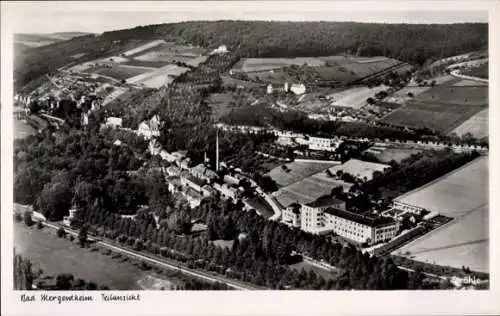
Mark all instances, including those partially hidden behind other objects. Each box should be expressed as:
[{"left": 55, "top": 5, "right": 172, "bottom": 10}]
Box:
[
  {"left": 233, "top": 57, "right": 326, "bottom": 72},
  {"left": 88, "top": 65, "right": 153, "bottom": 81},
  {"left": 267, "top": 161, "right": 341, "bottom": 187},
  {"left": 392, "top": 157, "right": 488, "bottom": 272},
  {"left": 380, "top": 77, "right": 488, "bottom": 133},
  {"left": 451, "top": 108, "right": 488, "bottom": 139}
]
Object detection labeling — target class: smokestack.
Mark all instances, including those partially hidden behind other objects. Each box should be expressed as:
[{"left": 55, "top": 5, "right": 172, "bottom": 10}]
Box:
[
  {"left": 204, "top": 152, "right": 207, "bottom": 166},
  {"left": 216, "top": 130, "right": 220, "bottom": 171}
]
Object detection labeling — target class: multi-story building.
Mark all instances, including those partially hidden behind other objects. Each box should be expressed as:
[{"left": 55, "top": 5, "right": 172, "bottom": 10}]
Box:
[
  {"left": 300, "top": 196, "right": 346, "bottom": 234},
  {"left": 190, "top": 164, "right": 218, "bottom": 182},
  {"left": 324, "top": 208, "right": 398, "bottom": 245},
  {"left": 105, "top": 117, "right": 122, "bottom": 128},
  {"left": 281, "top": 203, "right": 301, "bottom": 228},
  {"left": 137, "top": 115, "right": 161, "bottom": 140},
  {"left": 181, "top": 175, "right": 206, "bottom": 193},
  {"left": 213, "top": 183, "right": 241, "bottom": 200},
  {"left": 391, "top": 201, "right": 426, "bottom": 215},
  {"left": 308, "top": 136, "right": 342, "bottom": 152}
]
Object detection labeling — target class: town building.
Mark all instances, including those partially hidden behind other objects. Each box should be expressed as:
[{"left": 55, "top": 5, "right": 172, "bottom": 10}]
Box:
[
  {"left": 105, "top": 117, "right": 123, "bottom": 128},
  {"left": 63, "top": 208, "right": 79, "bottom": 227},
  {"left": 223, "top": 174, "right": 240, "bottom": 186},
  {"left": 213, "top": 183, "right": 241, "bottom": 200},
  {"left": 300, "top": 196, "right": 346, "bottom": 234},
  {"left": 201, "top": 185, "right": 217, "bottom": 197},
  {"left": 184, "top": 188, "right": 203, "bottom": 208},
  {"left": 167, "top": 176, "right": 182, "bottom": 194},
  {"left": 190, "top": 163, "right": 218, "bottom": 182},
  {"left": 308, "top": 136, "right": 342, "bottom": 152},
  {"left": 166, "top": 165, "right": 181, "bottom": 177},
  {"left": 391, "top": 201, "right": 426, "bottom": 215},
  {"left": 290, "top": 83, "right": 306, "bottom": 95},
  {"left": 137, "top": 115, "right": 161, "bottom": 140},
  {"left": 181, "top": 175, "right": 206, "bottom": 193},
  {"left": 281, "top": 203, "right": 301, "bottom": 228},
  {"left": 323, "top": 208, "right": 398, "bottom": 245},
  {"left": 13, "top": 106, "right": 28, "bottom": 121}
]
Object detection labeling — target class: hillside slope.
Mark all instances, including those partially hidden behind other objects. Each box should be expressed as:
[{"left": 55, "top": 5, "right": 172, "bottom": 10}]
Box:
[{"left": 15, "top": 21, "right": 487, "bottom": 90}]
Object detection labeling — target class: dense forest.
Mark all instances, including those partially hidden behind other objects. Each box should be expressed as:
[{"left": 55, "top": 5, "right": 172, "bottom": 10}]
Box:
[{"left": 15, "top": 21, "right": 487, "bottom": 89}]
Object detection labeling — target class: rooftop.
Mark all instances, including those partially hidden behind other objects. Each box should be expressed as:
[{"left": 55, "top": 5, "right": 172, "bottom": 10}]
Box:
[
  {"left": 305, "top": 196, "right": 345, "bottom": 208},
  {"left": 184, "top": 175, "right": 206, "bottom": 187},
  {"left": 324, "top": 208, "right": 396, "bottom": 227}
]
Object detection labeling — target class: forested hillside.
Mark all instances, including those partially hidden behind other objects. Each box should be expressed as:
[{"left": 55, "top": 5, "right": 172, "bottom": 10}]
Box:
[{"left": 15, "top": 21, "right": 487, "bottom": 90}]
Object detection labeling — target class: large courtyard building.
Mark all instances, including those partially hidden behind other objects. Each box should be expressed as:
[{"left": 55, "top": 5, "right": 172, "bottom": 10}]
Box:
[
  {"left": 324, "top": 208, "right": 398, "bottom": 244},
  {"left": 281, "top": 196, "right": 399, "bottom": 245}
]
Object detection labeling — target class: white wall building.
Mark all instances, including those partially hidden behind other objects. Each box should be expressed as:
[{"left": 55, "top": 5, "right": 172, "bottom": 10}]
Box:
[
  {"left": 290, "top": 83, "right": 306, "bottom": 95},
  {"left": 137, "top": 115, "right": 161, "bottom": 140},
  {"left": 105, "top": 117, "right": 122, "bottom": 128},
  {"left": 308, "top": 137, "right": 342, "bottom": 152}
]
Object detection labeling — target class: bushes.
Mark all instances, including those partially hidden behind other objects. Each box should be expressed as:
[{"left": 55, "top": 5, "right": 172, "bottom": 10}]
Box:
[{"left": 56, "top": 227, "right": 66, "bottom": 238}]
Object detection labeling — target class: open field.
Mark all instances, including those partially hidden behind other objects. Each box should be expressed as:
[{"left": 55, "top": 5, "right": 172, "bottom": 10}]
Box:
[
  {"left": 450, "top": 108, "right": 488, "bottom": 138},
  {"left": 126, "top": 64, "right": 190, "bottom": 87},
  {"left": 364, "top": 146, "right": 423, "bottom": 163},
  {"left": 89, "top": 65, "right": 152, "bottom": 81},
  {"left": 328, "top": 85, "right": 390, "bottom": 109},
  {"left": 416, "top": 85, "right": 488, "bottom": 106},
  {"left": 234, "top": 57, "right": 326, "bottom": 72},
  {"left": 385, "top": 86, "right": 431, "bottom": 104},
  {"left": 380, "top": 100, "right": 486, "bottom": 134},
  {"left": 267, "top": 161, "right": 340, "bottom": 187},
  {"left": 275, "top": 171, "right": 352, "bottom": 207},
  {"left": 122, "top": 40, "right": 167, "bottom": 57},
  {"left": 14, "top": 120, "right": 37, "bottom": 140},
  {"left": 395, "top": 156, "right": 488, "bottom": 217},
  {"left": 452, "top": 79, "right": 488, "bottom": 87},
  {"left": 395, "top": 205, "right": 488, "bottom": 272},
  {"left": 327, "top": 159, "right": 391, "bottom": 181},
  {"left": 341, "top": 59, "right": 401, "bottom": 78},
  {"left": 392, "top": 156, "right": 488, "bottom": 272},
  {"left": 14, "top": 224, "right": 174, "bottom": 290}
]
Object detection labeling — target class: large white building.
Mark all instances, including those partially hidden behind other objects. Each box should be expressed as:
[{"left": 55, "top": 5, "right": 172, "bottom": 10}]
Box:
[
  {"left": 282, "top": 196, "right": 399, "bottom": 245},
  {"left": 300, "top": 196, "right": 345, "bottom": 234},
  {"left": 137, "top": 115, "right": 161, "bottom": 140},
  {"left": 308, "top": 136, "right": 343, "bottom": 152},
  {"left": 324, "top": 208, "right": 398, "bottom": 245}
]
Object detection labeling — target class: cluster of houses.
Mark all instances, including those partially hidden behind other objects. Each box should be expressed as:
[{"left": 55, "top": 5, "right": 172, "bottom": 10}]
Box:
[
  {"left": 281, "top": 196, "right": 399, "bottom": 246},
  {"left": 215, "top": 123, "right": 344, "bottom": 153}
]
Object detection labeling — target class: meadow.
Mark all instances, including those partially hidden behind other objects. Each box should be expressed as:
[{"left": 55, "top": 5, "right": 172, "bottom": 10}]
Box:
[
  {"left": 450, "top": 108, "right": 488, "bottom": 139},
  {"left": 91, "top": 65, "right": 152, "bottom": 81},
  {"left": 14, "top": 224, "right": 175, "bottom": 290},
  {"left": 391, "top": 156, "right": 489, "bottom": 272},
  {"left": 267, "top": 161, "right": 340, "bottom": 187}
]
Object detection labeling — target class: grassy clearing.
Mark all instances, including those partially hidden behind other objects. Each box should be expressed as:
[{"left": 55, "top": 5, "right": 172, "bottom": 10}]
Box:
[
  {"left": 14, "top": 223, "right": 175, "bottom": 290},
  {"left": 364, "top": 146, "right": 423, "bottom": 163},
  {"left": 267, "top": 161, "right": 340, "bottom": 187},
  {"left": 380, "top": 99, "right": 486, "bottom": 133},
  {"left": 289, "top": 261, "right": 339, "bottom": 281},
  {"left": 91, "top": 65, "right": 151, "bottom": 81}
]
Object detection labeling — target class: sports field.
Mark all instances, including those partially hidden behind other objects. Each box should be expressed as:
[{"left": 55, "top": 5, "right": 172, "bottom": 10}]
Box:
[
  {"left": 393, "top": 157, "right": 488, "bottom": 272},
  {"left": 267, "top": 161, "right": 340, "bottom": 187},
  {"left": 275, "top": 171, "right": 352, "bottom": 207},
  {"left": 327, "top": 159, "right": 391, "bottom": 181},
  {"left": 14, "top": 224, "right": 175, "bottom": 290}
]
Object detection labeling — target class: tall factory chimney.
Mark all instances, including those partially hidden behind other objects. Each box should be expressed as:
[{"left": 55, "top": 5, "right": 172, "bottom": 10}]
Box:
[{"left": 215, "top": 130, "right": 220, "bottom": 171}]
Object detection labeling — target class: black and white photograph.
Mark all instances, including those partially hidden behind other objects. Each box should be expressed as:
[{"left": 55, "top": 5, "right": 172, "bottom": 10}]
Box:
[{"left": 1, "top": 1, "right": 498, "bottom": 315}]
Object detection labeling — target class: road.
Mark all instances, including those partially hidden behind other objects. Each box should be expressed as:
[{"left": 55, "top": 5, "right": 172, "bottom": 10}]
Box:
[{"left": 41, "top": 222, "right": 263, "bottom": 290}]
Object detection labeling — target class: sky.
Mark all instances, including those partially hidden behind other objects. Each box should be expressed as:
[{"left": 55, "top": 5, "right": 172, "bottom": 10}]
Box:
[{"left": 6, "top": 1, "right": 488, "bottom": 34}]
